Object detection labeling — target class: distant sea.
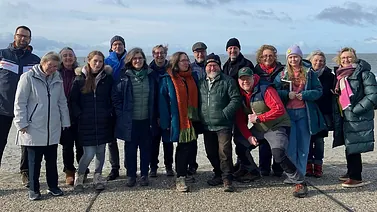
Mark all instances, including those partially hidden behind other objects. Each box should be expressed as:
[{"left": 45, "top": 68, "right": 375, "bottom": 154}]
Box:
[{"left": 77, "top": 53, "right": 377, "bottom": 74}]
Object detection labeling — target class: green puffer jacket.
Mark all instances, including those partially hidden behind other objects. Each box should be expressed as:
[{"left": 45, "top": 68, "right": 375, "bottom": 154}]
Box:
[
  {"left": 198, "top": 73, "right": 241, "bottom": 131},
  {"left": 333, "top": 59, "right": 377, "bottom": 155}
]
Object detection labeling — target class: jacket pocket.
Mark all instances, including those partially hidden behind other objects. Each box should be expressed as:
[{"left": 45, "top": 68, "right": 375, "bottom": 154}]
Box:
[{"left": 28, "top": 103, "right": 38, "bottom": 123}]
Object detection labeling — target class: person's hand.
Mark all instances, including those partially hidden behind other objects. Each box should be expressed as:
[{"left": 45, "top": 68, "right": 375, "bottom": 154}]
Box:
[
  {"left": 247, "top": 136, "right": 258, "bottom": 146},
  {"left": 248, "top": 108, "right": 259, "bottom": 124},
  {"left": 288, "top": 91, "right": 296, "bottom": 100},
  {"left": 295, "top": 93, "right": 303, "bottom": 100},
  {"left": 20, "top": 128, "right": 27, "bottom": 134}
]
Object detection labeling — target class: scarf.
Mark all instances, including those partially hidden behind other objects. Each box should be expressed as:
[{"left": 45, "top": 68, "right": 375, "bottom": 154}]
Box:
[
  {"left": 314, "top": 67, "right": 325, "bottom": 77},
  {"left": 335, "top": 65, "right": 356, "bottom": 110},
  {"left": 133, "top": 68, "right": 148, "bottom": 82},
  {"left": 167, "top": 69, "right": 198, "bottom": 143},
  {"left": 259, "top": 63, "right": 276, "bottom": 74}
]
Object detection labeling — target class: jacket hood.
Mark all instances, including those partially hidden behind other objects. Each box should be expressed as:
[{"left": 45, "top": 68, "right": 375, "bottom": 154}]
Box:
[
  {"left": 74, "top": 65, "right": 113, "bottom": 76},
  {"left": 8, "top": 42, "right": 34, "bottom": 52},
  {"left": 355, "top": 59, "right": 371, "bottom": 73}
]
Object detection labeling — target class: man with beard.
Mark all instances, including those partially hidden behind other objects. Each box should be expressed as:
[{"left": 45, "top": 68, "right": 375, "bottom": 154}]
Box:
[
  {"left": 191, "top": 42, "right": 207, "bottom": 80},
  {"left": 148, "top": 44, "right": 174, "bottom": 178},
  {"left": 198, "top": 53, "right": 241, "bottom": 192},
  {"left": 0, "top": 26, "right": 40, "bottom": 186},
  {"left": 105, "top": 35, "right": 127, "bottom": 181}
]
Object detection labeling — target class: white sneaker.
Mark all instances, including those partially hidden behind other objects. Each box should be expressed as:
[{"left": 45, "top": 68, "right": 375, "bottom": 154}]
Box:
[{"left": 74, "top": 173, "right": 85, "bottom": 191}]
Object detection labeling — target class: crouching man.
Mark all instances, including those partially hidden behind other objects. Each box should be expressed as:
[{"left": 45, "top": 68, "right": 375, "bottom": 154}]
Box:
[{"left": 235, "top": 67, "right": 308, "bottom": 198}]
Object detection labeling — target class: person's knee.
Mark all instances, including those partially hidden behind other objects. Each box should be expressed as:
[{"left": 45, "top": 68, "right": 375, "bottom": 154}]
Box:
[{"left": 271, "top": 148, "right": 286, "bottom": 164}]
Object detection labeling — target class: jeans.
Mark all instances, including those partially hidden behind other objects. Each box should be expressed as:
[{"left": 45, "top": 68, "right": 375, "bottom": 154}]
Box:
[
  {"left": 0, "top": 115, "right": 13, "bottom": 166},
  {"left": 150, "top": 129, "right": 174, "bottom": 171},
  {"left": 287, "top": 108, "right": 311, "bottom": 176},
  {"left": 126, "top": 119, "right": 152, "bottom": 178},
  {"left": 203, "top": 128, "right": 233, "bottom": 180},
  {"left": 27, "top": 145, "right": 59, "bottom": 192},
  {"left": 308, "top": 135, "right": 324, "bottom": 165},
  {"left": 60, "top": 125, "right": 84, "bottom": 172},
  {"left": 346, "top": 152, "right": 362, "bottom": 181},
  {"left": 77, "top": 144, "right": 106, "bottom": 174},
  {"left": 175, "top": 141, "right": 195, "bottom": 177}
]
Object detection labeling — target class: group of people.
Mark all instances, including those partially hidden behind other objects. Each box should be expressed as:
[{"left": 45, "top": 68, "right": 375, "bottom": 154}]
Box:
[{"left": 1, "top": 25, "right": 377, "bottom": 201}]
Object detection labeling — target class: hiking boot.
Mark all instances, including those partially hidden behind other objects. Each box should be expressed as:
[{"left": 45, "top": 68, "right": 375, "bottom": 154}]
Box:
[
  {"left": 47, "top": 187, "right": 64, "bottom": 196},
  {"left": 207, "top": 175, "right": 222, "bottom": 186},
  {"left": 166, "top": 168, "right": 175, "bottom": 177},
  {"left": 106, "top": 169, "right": 119, "bottom": 181},
  {"left": 185, "top": 175, "right": 196, "bottom": 183},
  {"left": 233, "top": 168, "right": 248, "bottom": 179},
  {"left": 149, "top": 169, "right": 157, "bottom": 178},
  {"left": 223, "top": 179, "right": 234, "bottom": 192},
  {"left": 313, "top": 164, "right": 323, "bottom": 178},
  {"left": 21, "top": 172, "right": 29, "bottom": 188},
  {"left": 126, "top": 177, "right": 136, "bottom": 187},
  {"left": 93, "top": 173, "right": 105, "bottom": 191},
  {"left": 140, "top": 176, "right": 149, "bottom": 186},
  {"left": 65, "top": 170, "right": 75, "bottom": 186},
  {"left": 176, "top": 177, "right": 189, "bottom": 192},
  {"left": 338, "top": 173, "right": 349, "bottom": 181},
  {"left": 342, "top": 179, "right": 365, "bottom": 188},
  {"left": 236, "top": 171, "right": 261, "bottom": 183},
  {"left": 74, "top": 173, "right": 85, "bottom": 192},
  {"left": 306, "top": 163, "right": 314, "bottom": 177},
  {"left": 28, "top": 191, "right": 41, "bottom": 201},
  {"left": 293, "top": 183, "right": 308, "bottom": 198}
]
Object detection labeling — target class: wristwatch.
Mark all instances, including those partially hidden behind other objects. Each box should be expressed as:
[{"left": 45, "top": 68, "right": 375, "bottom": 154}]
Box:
[{"left": 256, "top": 117, "right": 261, "bottom": 123}]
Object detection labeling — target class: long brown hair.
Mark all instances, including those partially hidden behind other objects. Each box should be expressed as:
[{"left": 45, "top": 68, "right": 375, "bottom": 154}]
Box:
[
  {"left": 167, "top": 52, "right": 190, "bottom": 76},
  {"left": 82, "top": 51, "right": 105, "bottom": 94}
]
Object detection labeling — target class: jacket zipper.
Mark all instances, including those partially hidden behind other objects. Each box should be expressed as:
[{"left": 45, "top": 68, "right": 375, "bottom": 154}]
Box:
[
  {"left": 28, "top": 103, "right": 38, "bottom": 122},
  {"left": 46, "top": 84, "right": 51, "bottom": 146},
  {"left": 94, "top": 90, "right": 98, "bottom": 146}
]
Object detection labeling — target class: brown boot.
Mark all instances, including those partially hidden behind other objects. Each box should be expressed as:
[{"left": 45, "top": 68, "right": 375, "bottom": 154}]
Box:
[{"left": 65, "top": 170, "right": 75, "bottom": 186}]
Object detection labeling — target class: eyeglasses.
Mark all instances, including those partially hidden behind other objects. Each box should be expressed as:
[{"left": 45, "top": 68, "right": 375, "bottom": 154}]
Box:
[
  {"left": 132, "top": 57, "right": 144, "bottom": 61},
  {"left": 153, "top": 52, "right": 165, "bottom": 55},
  {"left": 260, "top": 55, "right": 274, "bottom": 59},
  {"left": 16, "top": 34, "right": 30, "bottom": 39},
  {"left": 179, "top": 59, "right": 190, "bottom": 63},
  {"left": 341, "top": 56, "right": 354, "bottom": 60}
]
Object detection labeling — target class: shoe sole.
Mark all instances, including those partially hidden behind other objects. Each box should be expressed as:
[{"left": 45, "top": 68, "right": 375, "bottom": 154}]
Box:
[
  {"left": 342, "top": 182, "right": 367, "bottom": 188},
  {"left": 338, "top": 177, "right": 349, "bottom": 181},
  {"left": 294, "top": 193, "right": 308, "bottom": 198},
  {"left": 47, "top": 191, "right": 63, "bottom": 196},
  {"left": 29, "top": 196, "right": 41, "bottom": 201}
]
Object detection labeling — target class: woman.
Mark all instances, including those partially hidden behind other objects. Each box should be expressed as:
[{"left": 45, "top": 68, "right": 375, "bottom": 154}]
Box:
[
  {"left": 159, "top": 52, "right": 199, "bottom": 192},
  {"left": 273, "top": 45, "right": 326, "bottom": 176},
  {"left": 70, "top": 51, "right": 113, "bottom": 191},
  {"left": 112, "top": 47, "right": 158, "bottom": 187},
  {"left": 306, "top": 50, "right": 335, "bottom": 178},
  {"left": 14, "top": 52, "right": 70, "bottom": 200},
  {"left": 333, "top": 47, "right": 377, "bottom": 188}
]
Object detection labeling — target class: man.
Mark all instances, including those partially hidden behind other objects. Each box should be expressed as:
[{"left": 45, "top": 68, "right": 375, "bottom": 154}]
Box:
[
  {"left": 235, "top": 67, "right": 308, "bottom": 198},
  {"left": 198, "top": 53, "right": 241, "bottom": 192},
  {"left": 0, "top": 26, "right": 40, "bottom": 186},
  {"left": 148, "top": 44, "right": 174, "bottom": 177},
  {"left": 191, "top": 42, "right": 207, "bottom": 80},
  {"left": 222, "top": 38, "right": 254, "bottom": 81},
  {"left": 105, "top": 35, "right": 127, "bottom": 181}
]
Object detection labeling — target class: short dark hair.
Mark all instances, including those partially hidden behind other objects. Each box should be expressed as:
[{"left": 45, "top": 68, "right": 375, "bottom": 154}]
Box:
[{"left": 15, "top": 26, "right": 32, "bottom": 37}]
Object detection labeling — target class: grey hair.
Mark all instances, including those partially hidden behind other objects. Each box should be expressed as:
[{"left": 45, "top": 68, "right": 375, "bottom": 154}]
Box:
[
  {"left": 41, "top": 51, "right": 61, "bottom": 65},
  {"left": 59, "top": 47, "right": 79, "bottom": 68},
  {"left": 306, "top": 50, "right": 326, "bottom": 64}
]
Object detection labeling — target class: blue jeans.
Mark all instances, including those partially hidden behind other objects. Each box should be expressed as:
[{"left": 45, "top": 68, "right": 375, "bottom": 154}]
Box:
[
  {"left": 77, "top": 144, "right": 106, "bottom": 174},
  {"left": 287, "top": 108, "right": 311, "bottom": 176},
  {"left": 308, "top": 136, "right": 324, "bottom": 165}
]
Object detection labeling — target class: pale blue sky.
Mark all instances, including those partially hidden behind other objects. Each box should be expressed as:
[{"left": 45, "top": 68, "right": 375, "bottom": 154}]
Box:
[{"left": 1, "top": 0, "right": 377, "bottom": 56}]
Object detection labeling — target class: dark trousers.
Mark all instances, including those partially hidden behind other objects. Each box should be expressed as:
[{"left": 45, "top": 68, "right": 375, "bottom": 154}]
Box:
[
  {"left": 150, "top": 129, "right": 174, "bottom": 171},
  {"left": 60, "top": 126, "right": 84, "bottom": 172},
  {"left": 188, "top": 139, "right": 199, "bottom": 170},
  {"left": 27, "top": 145, "right": 59, "bottom": 192},
  {"left": 0, "top": 115, "right": 13, "bottom": 165},
  {"left": 234, "top": 137, "right": 258, "bottom": 172},
  {"left": 175, "top": 141, "right": 195, "bottom": 177},
  {"left": 203, "top": 129, "right": 233, "bottom": 180},
  {"left": 108, "top": 139, "right": 120, "bottom": 170},
  {"left": 21, "top": 146, "right": 29, "bottom": 173},
  {"left": 126, "top": 119, "right": 151, "bottom": 178},
  {"left": 346, "top": 152, "right": 362, "bottom": 181},
  {"left": 259, "top": 141, "right": 283, "bottom": 174}
]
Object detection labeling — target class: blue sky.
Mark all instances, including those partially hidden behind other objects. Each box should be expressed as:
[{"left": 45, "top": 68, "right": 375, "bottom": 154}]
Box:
[{"left": 1, "top": 0, "right": 377, "bottom": 56}]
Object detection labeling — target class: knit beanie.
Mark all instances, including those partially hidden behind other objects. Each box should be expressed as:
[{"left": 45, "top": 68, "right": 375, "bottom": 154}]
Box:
[
  {"left": 286, "top": 45, "right": 303, "bottom": 59},
  {"left": 226, "top": 38, "right": 241, "bottom": 50},
  {"left": 205, "top": 53, "right": 221, "bottom": 68},
  {"left": 110, "top": 35, "right": 125, "bottom": 47}
]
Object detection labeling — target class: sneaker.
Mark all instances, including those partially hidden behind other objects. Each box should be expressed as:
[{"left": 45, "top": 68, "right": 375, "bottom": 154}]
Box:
[
  {"left": 149, "top": 170, "right": 157, "bottom": 178},
  {"left": 293, "top": 183, "right": 308, "bottom": 198},
  {"left": 306, "top": 164, "right": 314, "bottom": 177},
  {"left": 236, "top": 171, "right": 261, "bottom": 183},
  {"left": 342, "top": 179, "right": 365, "bottom": 188},
  {"left": 47, "top": 187, "right": 64, "bottom": 196},
  {"left": 233, "top": 168, "right": 248, "bottom": 179},
  {"left": 313, "top": 164, "right": 323, "bottom": 178},
  {"left": 207, "top": 176, "right": 222, "bottom": 186},
  {"left": 126, "top": 177, "right": 136, "bottom": 187},
  {"left": 65, "top": 170, "right": 75, "bottom": 186},
  {"left": 74, "top": 173, "right": 85, "bottom": 192},
  {"left": 283, "top": 177, "right": 296, "bottom": 185},
  {"left": 166, "top": 168, "right": 175, "bottom": 177},
  {"left": 185, "top": 175, "right": 196, "bottom": 183},
  {"left": 187, "top": 167, "right": 197, "bottom": 176},
  {"left": 28, "top": 191, "right": 41, "bottom": 201},
  {"left": 106, "top": 169, "right": 119, "bottom": 181},
  {"left": 140, "top": 176, "right": 149, "bottom": 186},
  {"left": 223, "top": 179, "right": 234, "bottom": 192},
  {"left": 21, "top": 172, "right": 29, "bottom": 188},
  {"left": 93, "top": 173, "right": 105, "bottom": 191},
  {"left": 176, "top": 177, "right": 189, "bottom": 192},
  {"left": 338, "top": 173, "right": 349, "bottom": 181}
]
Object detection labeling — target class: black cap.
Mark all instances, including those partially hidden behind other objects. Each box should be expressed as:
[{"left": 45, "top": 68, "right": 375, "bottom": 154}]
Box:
[
  {"left": 226, "top": 38, "right": 241, "bottom": 50},
  {"left": 205, "top": 53, "right": 221, "bottom": 68},
  {"left": 192, "top": 42, "right": 207, "bottom": 52}
]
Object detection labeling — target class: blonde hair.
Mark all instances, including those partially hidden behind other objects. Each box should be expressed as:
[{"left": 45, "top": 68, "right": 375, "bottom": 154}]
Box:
[
  {"left": 255, "top": 45, "right": 277, "bottom": 64},
  {"left": 41, "top": 51, "right": 61, "bottom": 65},
  {"left": 286, "top": 59, "right": 306, "bottom": 84},
  {"left": 152, "top": 44, "right": 168, "bottom": 55},
  {"left": 333, "top": 47, "right": 357, "bottom": 66},
  {"left": 306, "top": 50, "right": 326, "bottom": 64}
]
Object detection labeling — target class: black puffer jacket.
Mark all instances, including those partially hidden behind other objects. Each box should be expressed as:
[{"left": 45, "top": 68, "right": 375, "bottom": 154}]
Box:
[
  {"left": 222, "top": 53, "right": 254, "bottom": 80},
  {"left": 70, "top": 66, "right": 114, "bottom": 146}
]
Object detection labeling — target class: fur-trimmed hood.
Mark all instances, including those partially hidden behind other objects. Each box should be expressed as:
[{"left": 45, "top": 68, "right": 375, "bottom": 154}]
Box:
[{"left": 74, "top": 65, "right": 113, "bottom": 76}]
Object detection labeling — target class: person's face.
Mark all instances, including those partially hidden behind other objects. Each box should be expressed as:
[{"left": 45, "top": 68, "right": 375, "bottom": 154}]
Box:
[
  {"left": 89, "top": 55, "right": 104, "bottom": 73},
  {"left": 14, "top": 28, "right": 31, "bottom": 49},
  {"left": 238, "top": 75, "right": 254, "bottom": 92},
  {"left": 111, "top": 41, "right": 125, "bottom": 54},
  {"left": 41, "top": 60, "right": 59, "bottom": 76},
  {"left": 178, "top": 54, "right": 190, "bottom": 71},
  {"left": 227, "top": 46, "right": 240, "bottom": 61},
  {"left": 205, "top": 62, "right": 221, "bottom": 78},
  {"left": 311, "top": 55, "right": 325, "bottom": 71},
  {"left": 340, "top": 51, "right": 356, "bottom": 67},
  {"left": 61, "top": 49, "right": 76, "bottom": 68},
  {"left": 132, "top": 53, "right": 145, "bottom": 70},
  {"left": 153, "top": 47, "right": 166, "bottom": 64},
  {"left": 288, "top": 54, "right": 301, "bottom": 68},
  {"left": 261, "top": 49, "right": 276, "bottom": 67},
  {"left": 193, "top": 49, "right": 207, "bottom": 63}
]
